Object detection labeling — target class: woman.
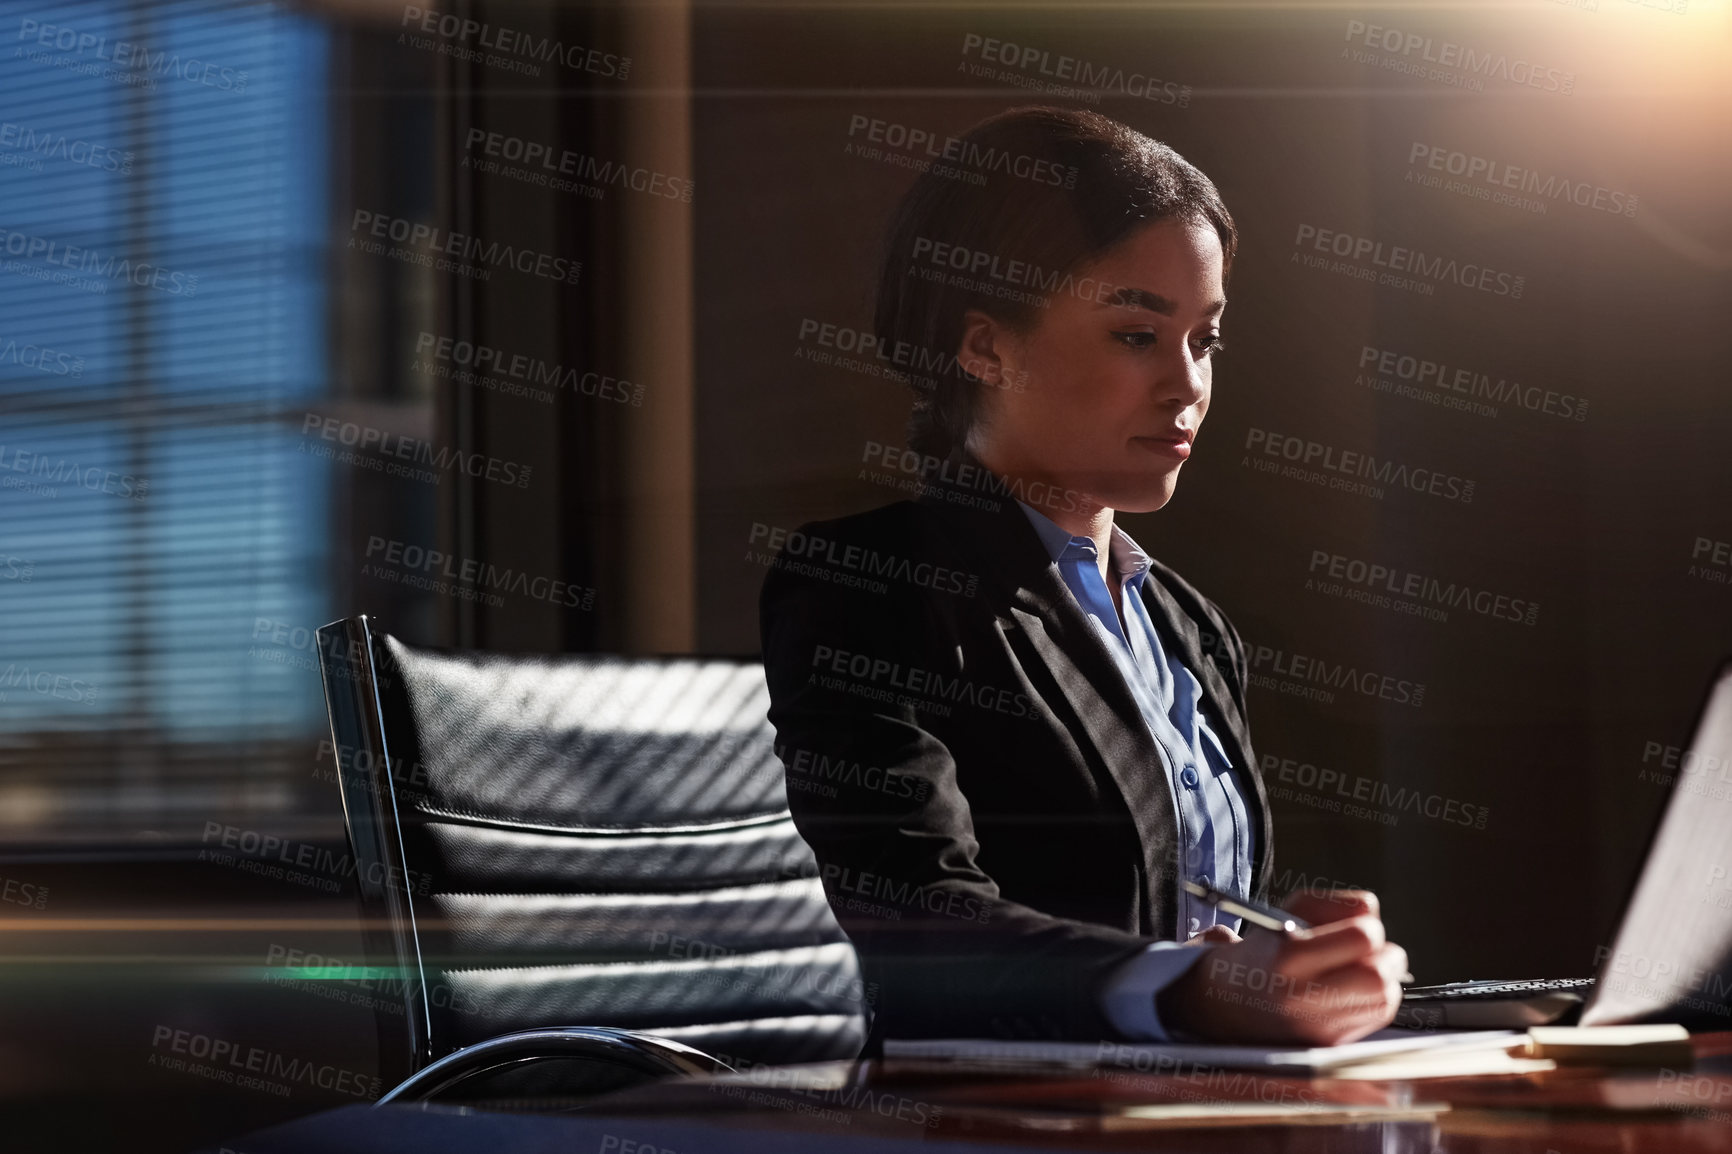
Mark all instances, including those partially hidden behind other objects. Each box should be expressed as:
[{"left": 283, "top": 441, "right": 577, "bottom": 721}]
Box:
[{"left": 760, "top": 106, "right": 1407, "bottom": 1047}]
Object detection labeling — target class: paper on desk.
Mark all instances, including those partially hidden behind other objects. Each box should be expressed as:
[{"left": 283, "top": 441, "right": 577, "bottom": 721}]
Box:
[
  {"left": 1322, "top": 1050, "right": 1556, "bottom": 1081},
  {"left": 1101, "top": 1100, "right": 1452, "bottom": 1128},
  {"left": 1523, "top": 1024, "right": 1692, "bottom": 1066},
  {"left": 883, "top": 1028, "right": 1524, "bottom": 1074}
]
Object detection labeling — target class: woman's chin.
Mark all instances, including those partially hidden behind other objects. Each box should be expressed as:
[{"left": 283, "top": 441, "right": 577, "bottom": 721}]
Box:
[{"left": 1086, "top": 467, "right": 1181, "bottom": 514}]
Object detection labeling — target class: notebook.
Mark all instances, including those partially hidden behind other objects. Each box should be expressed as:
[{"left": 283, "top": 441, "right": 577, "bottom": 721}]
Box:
[{"left": 882, "top": 1026, "right": 1523, "bottom": 1074}]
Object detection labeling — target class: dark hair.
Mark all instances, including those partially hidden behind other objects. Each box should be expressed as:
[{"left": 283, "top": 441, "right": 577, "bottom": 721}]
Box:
[{"left": 872, "top": 105, "right": 1238, "bottom": 460}]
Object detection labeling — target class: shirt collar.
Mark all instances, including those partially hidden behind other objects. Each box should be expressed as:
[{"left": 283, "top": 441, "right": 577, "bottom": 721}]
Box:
[{"left": 1015, "top": 500, "right": 1153, "bottom": 590}]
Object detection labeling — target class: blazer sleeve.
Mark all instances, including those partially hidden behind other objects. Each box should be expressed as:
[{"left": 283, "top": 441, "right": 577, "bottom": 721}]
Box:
[{"left": 759, "top": 545, "right": 1153, "bottom": 1041}]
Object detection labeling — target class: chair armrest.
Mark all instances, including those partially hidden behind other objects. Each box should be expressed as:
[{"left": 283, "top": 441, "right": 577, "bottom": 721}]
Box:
[{"left": 376, "top": 1026, "right": 734, "bottom": 1105}]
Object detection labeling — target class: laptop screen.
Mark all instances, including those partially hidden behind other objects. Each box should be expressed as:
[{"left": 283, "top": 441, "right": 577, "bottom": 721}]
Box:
[{"left": 1582, "top": 661, "right": 1732, "bottom": 1027}]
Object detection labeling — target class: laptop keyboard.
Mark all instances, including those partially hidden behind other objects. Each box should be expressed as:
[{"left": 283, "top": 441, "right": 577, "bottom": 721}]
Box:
[{"left": 1402, "top": 977, "right": 1595, "bottom": 1002}]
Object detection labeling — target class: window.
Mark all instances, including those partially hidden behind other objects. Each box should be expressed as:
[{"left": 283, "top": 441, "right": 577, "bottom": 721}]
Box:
[{"left": 0, "top": 0, "right": 432, "bottom": 839}]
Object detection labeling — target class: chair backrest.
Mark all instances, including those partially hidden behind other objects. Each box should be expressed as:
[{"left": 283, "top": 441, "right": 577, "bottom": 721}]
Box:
[{"left": 315, "top": 616, "right": 867, "bottom": 1086}]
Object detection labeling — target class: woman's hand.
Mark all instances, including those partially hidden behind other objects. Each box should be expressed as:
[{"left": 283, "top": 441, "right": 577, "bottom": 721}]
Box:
[{"left": 1155, "top": 890, "right": 1408, "bottom": 1045}]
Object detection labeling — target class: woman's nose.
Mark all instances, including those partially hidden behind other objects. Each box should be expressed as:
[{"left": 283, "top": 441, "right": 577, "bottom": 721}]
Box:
[{"left": 1155, "top": 348, "right": 1208, "bottom": 406}]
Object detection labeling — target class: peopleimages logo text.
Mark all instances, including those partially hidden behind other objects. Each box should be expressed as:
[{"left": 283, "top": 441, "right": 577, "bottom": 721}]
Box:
[
  {"left": 909, "top": 235, "right": 1128, "bottom": 305},
  {"left": 400, "top": 7, "right": 630, "bottom": 78},
  {"left": 0, "top": 443, "right": 146, "bottom": 500},
  {"left": 845, "top": 114, "right": 1076, "bottom": 187},
  {"left": 775, "top": 741, "right": 933, "bottom": 802},
  {"left": 414, "top": 332, "right": 642, "bottom": 406},
  {"left": 350, "top": 211, "right": 580, "bottom": 285},
  {"left": 1343, "top": 19, "right": 1574, "bottom": 94},
  {"left": 1293, "top": 224, "right": 1523, "bottom": 298},
  {"left": 810, "top": 644, "right": 1032, "bottom": 719},
  {"left": 0, "top": 226, "right": 197, "bottom": 296},
  {"left": 1407, "top": 142, "right": 1636, "bottom": 219},
  {"left": 301, "top": 414, "right": 532, "bottom": 488},
  {"left": 860, "top": 440, "right": 1082, "bottom": 514},
  {"left": 960, "top": 33, "right": 1190, "bottom": 106},
  {"left": 464, "top": 129, "right": 690, "bottom": 201},
  {"left": 1244, "top": 427, "right": 1474, "bottom": 503},
  {"left": 1265, "top": 753, "right": 1489, "bottom": 830},
  {"left": 200, "top": 821, "right": 433, "bottom": 896},
  {"left": 822, "top": 863, "right": 993, "bottom": 924},
  {"left": 1228, "top": 638, "right": 1426, "bottom": 708},
  {"left": 149, "top": 1026, "right": 378, "bottom": 1099},
  {"left": 364, "top": 536, "right": 596, "bottom": 610},
  {"left": 16, "top": 18, "right": 249, "bottom": 91},
  {"left": 749, "top": 521, "right": 979, "bottom": 597},
  {"left": 1308, "top": 550, "right": 1539, "bottom": 626},
  {"left": 1358, "top": 345, "right": 1588, "bottom": 422},
  {"left": 0, "top": 121, "right": 132, "bottom": 173},
  {"left": 798, "top": 318, "right": 1028, "bottom": 392},
  {"left": 0, "top": 663, "right": 99, "bottom": 705}
]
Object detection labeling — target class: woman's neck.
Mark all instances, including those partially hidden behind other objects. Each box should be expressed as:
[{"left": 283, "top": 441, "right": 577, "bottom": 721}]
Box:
[{"left": 972, "top": 443, "right": 1116, "bottom": 581}]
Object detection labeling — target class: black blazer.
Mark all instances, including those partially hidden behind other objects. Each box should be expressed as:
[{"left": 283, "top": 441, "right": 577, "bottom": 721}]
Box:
[{"left": 759, "top": 449, "right": 1273, "bottom": 1044}]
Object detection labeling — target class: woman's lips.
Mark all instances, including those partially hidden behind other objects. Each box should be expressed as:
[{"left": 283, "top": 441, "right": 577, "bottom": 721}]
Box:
[{"left": 1133, "top": 431, "right": 1193, "bottom": 458}]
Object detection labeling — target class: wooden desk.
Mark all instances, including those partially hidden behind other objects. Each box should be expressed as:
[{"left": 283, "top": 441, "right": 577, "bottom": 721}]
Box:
[{"left": 576, "top": 1031, "right": 1732, "bottom": 1153}]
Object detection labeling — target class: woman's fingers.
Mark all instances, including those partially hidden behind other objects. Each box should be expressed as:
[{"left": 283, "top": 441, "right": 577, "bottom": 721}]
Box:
[
  {"left": 1170, "top": 916, "right": 1408, "bottom": 1045},
  {"left": 1275, "top": 914, "right": 1386, "bottom": 981},
  {"left": 1371, "top": 941, "right": 1410, "bottom": 987},
  {"left": 1272, "top": 982, "right": 1393, "bottom": 1045},
  {"left": 1190, "top": 924, "right": 1242, "bottom": 945},
  {"left": 1299, "top": 958, "right": 1395, "bottom": 1010},
  {"left": 1281, "top": 887, "right": 1380, "bottom": 926},
  {"left": 1295, "top": 946, "right": 1409, "bottom": 1031}
]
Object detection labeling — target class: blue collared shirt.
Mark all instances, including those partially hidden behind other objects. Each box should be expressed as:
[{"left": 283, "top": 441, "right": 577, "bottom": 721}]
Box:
[{"left": 1016, "top": 500, "right": 1258, "bottom": 1038}]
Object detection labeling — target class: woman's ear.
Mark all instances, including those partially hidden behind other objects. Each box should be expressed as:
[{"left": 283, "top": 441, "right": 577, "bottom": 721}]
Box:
[{"left": 957, "top": 308, "right": 1013, "bottom": 386}]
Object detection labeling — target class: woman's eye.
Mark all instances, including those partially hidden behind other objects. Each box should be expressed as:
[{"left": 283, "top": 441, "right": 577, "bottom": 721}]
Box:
[{"left": 1113, "top": 331, "right": 1226, "bottom": 355}]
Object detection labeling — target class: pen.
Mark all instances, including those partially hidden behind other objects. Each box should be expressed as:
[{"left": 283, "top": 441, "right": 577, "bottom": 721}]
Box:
[
  {"left": 1180, "top": 879, "right": 1415, "bottom": 983},
  {"left": 1181, "top": 878, "right": 1310, "bottom": 933}
]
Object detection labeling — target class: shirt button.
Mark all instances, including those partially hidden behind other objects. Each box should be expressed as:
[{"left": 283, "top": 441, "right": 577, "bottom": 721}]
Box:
[
  {"left": 1187, "top": 917, "right": 1201, "bottom": 934},
  {"left": 1199, "top": 874, "right": 1212, "bottom": 889},
  {"left": 1180, "top": 766, "right": 1200, "bottom": 789}
]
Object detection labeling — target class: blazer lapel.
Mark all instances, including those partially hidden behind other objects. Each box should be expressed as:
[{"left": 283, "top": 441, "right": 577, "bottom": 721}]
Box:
[
  {"left": 1137, "top": 576, "right": 1243, "bottom": 752},
  {"left": 914, "top": 460, "right": 1182, "bottom": 936},
  {"left": 1004, "top": 596, "right": 1183, "bottom": 937},
  {"left": 1136, "top": 572, "right": 1273, "bottom": 896}
]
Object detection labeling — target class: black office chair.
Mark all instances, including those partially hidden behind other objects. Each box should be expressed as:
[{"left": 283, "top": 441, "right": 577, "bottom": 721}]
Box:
[{"left": 314, "top": 615, "right": 868, "bottom": 1106}]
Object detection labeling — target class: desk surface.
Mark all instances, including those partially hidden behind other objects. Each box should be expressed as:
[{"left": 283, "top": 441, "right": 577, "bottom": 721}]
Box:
[
  {"left": 218, "top": 1032, "right": 1732, "bottom": 1154},
  {"left": 582, "top": 1031, "right": 1732, "bottom": 1153}
]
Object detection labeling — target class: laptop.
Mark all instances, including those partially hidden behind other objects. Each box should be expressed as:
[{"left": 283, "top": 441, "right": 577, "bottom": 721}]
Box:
[{"left": 1395, "top": 658, "right": 1732, "bottom": 1029}]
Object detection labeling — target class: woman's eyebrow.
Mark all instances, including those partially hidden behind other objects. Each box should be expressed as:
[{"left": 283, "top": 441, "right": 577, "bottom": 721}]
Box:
[{"left": 1100, "top": 287, "right": 1227, "bottom": 316}]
